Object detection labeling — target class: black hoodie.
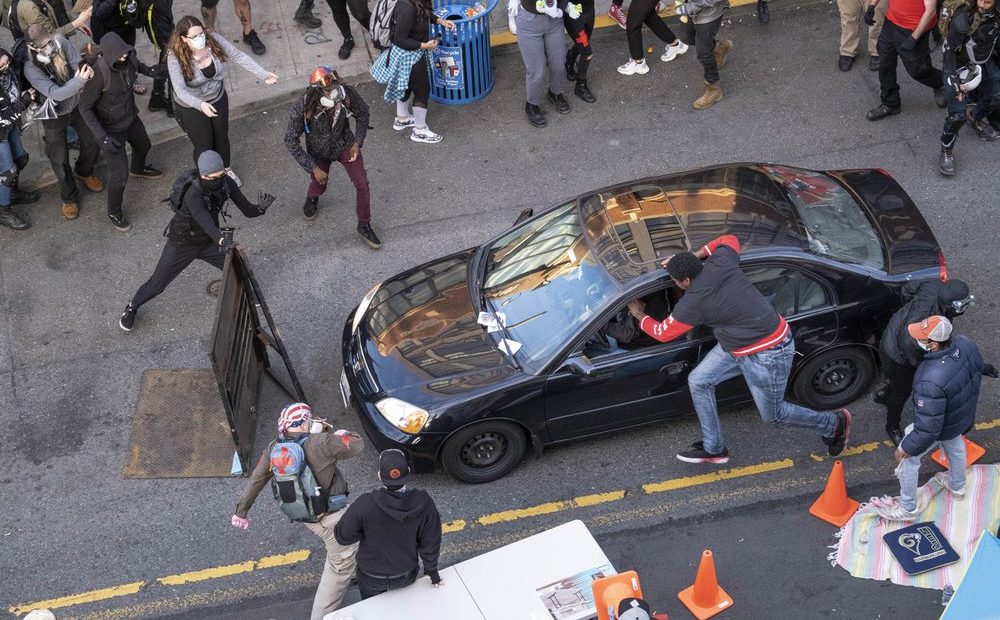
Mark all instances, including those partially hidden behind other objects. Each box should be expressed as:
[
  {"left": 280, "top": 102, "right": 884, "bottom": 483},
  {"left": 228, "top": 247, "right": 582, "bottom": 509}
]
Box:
[
  {"left": 78, "top": 32, "right": 159, "bottom": 139},
  {"left": 334, "top": 487, "right": 442, "bottom": 581},
  {"left": 880, "top": 278, "right": 970, "bottom": 367}
]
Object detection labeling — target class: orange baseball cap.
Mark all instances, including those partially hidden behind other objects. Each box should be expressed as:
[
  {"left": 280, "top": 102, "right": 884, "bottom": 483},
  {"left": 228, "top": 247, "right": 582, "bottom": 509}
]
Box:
[{"left": 907, "top": 315, "right": 953, "bottom": 342}]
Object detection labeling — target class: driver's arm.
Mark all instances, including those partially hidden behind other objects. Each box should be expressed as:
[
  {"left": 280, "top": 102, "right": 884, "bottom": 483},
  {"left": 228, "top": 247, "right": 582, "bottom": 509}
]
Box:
[{"left": 628, "top": 300, "right": 694, "bottom": 343}]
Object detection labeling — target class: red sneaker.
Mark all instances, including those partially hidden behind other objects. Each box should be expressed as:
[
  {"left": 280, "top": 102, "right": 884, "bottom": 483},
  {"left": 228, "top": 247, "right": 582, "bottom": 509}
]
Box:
[{"left": 608, "top": 4, "right": 627, "bottom": 29}]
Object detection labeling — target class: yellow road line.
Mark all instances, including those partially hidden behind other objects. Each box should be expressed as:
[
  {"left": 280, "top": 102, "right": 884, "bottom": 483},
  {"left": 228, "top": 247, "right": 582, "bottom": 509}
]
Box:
[
  {"left": 442, "top": 519, "right": 467, "bottom": 533},
  {"left": 642, "top": 458, "right": 794, "bottom": 494},
  {"left": 477, "top": 490, "right": 627, "bottom": 525},
  {"left": 809, "top": 441, "right": 892, "bottom": 463},
  {"left": 8, "top": 582, "right": 145, "bottom": 615},
  {"left": 255, "top": 550, "right": 311, "bottom": 569},
  {"left": 157, "top": 550, "right": 312, "bottom": 586},
  {"left": 490, "top": 0, "right": 759, "bottom": 47},
  {"left": 976, "top": 418, "right": 1000, "bottom": 431}
]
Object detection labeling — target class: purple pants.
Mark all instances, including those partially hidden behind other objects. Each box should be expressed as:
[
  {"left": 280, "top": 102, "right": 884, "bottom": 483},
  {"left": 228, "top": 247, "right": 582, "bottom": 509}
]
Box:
[{"left": 307, "top": 148, "right": 371, "bottom": 224}]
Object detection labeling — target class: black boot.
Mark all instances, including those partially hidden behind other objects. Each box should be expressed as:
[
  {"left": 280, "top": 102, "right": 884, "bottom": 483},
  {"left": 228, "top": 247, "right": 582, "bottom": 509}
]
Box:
[
  {"left": 10, "top": 188, "right": 40, "bottom": 205},
  {"left": 148, "top": 91, "right": 171, "bottom": 113},
  {"left": 338, "top": 36, "right": 355, "bottom": 60},
  {"left": 294, "top": 0, "right": 323, "bottom": 28},
  {"left": 0, "top": 206, "right": 29, "bottom": 230},
  {"left": 525, "top": 102, "right": 546, "bottom": 127},
  {"left": 574, "top": 80, "right": 596, "bottom": 103},
  {"left": 303, "top": 196, "right": 319, "bottom": 220}
]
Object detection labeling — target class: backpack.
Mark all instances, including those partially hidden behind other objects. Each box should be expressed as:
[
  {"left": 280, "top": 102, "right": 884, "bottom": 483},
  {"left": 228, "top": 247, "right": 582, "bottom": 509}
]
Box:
[
  {"left": 5, "top": 0, "right": 49, "bottom": 41},
  {"left": 269, "top": 436, "right": 327, "bottom": 523},
  {"left": 164, "top": 168, "right": 200, "bottom": 213},
  {"left": 939, "top": 0, "right": 981, "bottom": 37},
  {"left": 369, "top": 0, "right": 400, "bottom": 50}
]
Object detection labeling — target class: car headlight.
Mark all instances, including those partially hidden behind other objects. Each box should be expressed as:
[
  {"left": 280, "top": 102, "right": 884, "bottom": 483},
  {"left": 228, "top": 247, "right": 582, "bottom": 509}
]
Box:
[
  {"left": 352, "top": 282, "right": 382, "bottom": 335},
  {"left": 375, "top": 398, "right": 429, "bottom": 434}
]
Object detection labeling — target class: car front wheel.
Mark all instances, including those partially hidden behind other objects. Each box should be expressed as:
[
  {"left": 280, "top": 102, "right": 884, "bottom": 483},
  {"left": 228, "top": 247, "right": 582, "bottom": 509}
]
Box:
[
  {"left": 440, "top": 421, "right": 528, "bottom": 484},
  {"left": 792, "top": 347, "right": 876, "bottom": 410}
]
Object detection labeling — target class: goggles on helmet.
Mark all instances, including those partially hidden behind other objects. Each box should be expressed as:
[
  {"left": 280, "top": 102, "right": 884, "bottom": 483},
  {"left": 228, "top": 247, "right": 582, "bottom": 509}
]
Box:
[{"left": 309, "top": 66, "right": 340, "bottom": 89}]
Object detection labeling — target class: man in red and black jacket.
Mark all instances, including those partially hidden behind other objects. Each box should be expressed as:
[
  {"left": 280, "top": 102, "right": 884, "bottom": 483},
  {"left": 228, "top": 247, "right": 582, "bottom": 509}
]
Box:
[{"left": 627, "top": 235, "right": 852, "bottom": 464}]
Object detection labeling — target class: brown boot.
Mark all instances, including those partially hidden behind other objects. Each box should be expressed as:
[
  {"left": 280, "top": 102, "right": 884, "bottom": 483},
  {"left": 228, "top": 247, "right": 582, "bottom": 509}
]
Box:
[
  {"left": 693, "top": 81, "right": 723, "bottom": 110},
  {"left": 62, "top": 202, "right": 79, "bottom": 220},
  {"left": 714, "top": 39, "right": 733, "bottom": 70},
  {"left": 75, "top": 174, "right": 104, "bottom": 192}
]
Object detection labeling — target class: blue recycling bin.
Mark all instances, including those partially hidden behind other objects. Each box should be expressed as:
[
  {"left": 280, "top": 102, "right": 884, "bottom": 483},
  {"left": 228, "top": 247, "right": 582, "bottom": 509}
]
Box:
[{"left": 429, "top": 0, "right": 499, "bottom": 105}]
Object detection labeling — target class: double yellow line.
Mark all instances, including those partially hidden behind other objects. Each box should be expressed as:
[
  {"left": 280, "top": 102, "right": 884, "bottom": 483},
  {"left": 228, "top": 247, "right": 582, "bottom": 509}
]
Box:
[{"left": 10, "top": 417, "right": 998, "bottom": 617}]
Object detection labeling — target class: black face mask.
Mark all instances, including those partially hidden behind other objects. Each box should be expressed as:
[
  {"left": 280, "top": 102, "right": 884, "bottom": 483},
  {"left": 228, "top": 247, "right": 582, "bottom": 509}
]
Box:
[{"left": 202, "top": 177, "right": 226, "bottom": 193}]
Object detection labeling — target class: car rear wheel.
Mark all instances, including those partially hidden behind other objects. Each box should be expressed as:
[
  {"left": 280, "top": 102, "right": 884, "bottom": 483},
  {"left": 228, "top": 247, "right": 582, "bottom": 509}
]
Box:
[
  {"left": 440, "top": 421, "right": 527, "bottom": 484},
  {"left": 792, "top": 347, "right": 876, "bottom": 410}
]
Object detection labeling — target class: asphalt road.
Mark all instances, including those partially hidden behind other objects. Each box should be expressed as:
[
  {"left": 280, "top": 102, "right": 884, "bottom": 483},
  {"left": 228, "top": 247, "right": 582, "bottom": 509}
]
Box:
[{"left": 2, "top": 1, "right": 998, "bottom": 619}]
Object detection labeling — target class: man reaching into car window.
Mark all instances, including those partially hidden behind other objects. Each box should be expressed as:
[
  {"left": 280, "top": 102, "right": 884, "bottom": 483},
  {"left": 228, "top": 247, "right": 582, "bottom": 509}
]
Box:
[{"left": 627, "top": 235, "right": 852, "bottom": 464}]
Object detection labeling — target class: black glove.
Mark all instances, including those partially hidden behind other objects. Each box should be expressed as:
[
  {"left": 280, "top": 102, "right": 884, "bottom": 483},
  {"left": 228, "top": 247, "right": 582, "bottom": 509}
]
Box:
[
  {"left": 219, "top": 227, "right": 236, "bottom": 253},
  {"left": 426, "top": 569, "right": 441, "bottom": 585},
  {"left": 863, "top": 5, "right": 876, "bottom": 25},
  {"left": 983, "top": 363, "right": 998, "bottom": 378},
  {"left": 102, "top": 135, "right": 123, "bottom": 154},
  {"left": 900, "top": 36, "right": 917, "bottom": 52},
  {"left": 256, "top": 192, "right": 276, "bottom": 213}
]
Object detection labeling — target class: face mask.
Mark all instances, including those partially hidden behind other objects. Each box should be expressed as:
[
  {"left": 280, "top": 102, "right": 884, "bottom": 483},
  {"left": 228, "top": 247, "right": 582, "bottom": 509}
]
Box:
[
  {"left": 189, "top": 34, "right": 207, "bottom": 50},
  {"left": 916, "top": 340, "right": 934, "bottom": 351},
  {"left": 319, "top": 85, "right": 345, "bottom": 108},
  {"left": 202, "top": 176, "right": 226, "bottom": 192}
]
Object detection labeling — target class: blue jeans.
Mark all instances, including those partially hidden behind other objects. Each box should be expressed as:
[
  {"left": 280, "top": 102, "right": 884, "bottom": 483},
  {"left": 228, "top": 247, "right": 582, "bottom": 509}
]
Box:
[
  {"left": 688, "top": 338, "right": 839, "bottom": 454},
  {"left": 0, "top": 127, "right": 26, "bottom": 207},
  {"left": 896, "top": 423, "right": 966, "bottom": 511}
]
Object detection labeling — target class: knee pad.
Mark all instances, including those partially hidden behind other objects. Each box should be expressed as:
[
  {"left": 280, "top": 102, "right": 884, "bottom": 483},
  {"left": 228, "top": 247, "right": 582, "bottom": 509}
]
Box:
[
  {"left": 14, "top": 152, "right": 28, "bottom": 171},
  {"left": 0, "top": 165, "right": 18, "bottom": 187}
]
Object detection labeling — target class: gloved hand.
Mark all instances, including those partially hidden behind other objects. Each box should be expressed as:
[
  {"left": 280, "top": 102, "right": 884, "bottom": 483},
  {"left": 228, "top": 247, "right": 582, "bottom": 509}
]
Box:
[
  {"left": 535, "top": 0, "right": 563, "bottom": 18},
  {"left": 102, "top": 135, "right": 123, "bottom": 154},
  {"left": 863, "top": 4, "right": 876, "bottom": 26},
  {"left": 427, "top": 570, "right": 442, "bottom": 585},
  {"left": 566, "top": 2, "right": 582, "bottom": 19},
  {"left": 900, "top": 36, "right": 917, "bottom": 52},
  {"left": 256, "top": 192, "right": 276, "bottom": 213},
  {"left": 231, "top": 515, "right": 249, "bottom": 529},
  {"left": 675, "top": 2, "right": 692, "bottom": 15},
  {"left": 983, "top": 363, "right": 998, "bottom": 378}
]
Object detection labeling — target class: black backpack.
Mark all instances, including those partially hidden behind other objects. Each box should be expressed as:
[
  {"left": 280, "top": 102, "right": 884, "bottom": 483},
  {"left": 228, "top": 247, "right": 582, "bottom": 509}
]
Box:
[{"left": 164, "top": 169, "right": 201, "bottom": 213}]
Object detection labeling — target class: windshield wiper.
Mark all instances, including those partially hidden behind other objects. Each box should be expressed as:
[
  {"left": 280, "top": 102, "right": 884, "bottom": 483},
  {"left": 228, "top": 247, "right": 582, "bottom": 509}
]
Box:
[{"left": 480, "top": 289, "right": 522, "bottom": 370}]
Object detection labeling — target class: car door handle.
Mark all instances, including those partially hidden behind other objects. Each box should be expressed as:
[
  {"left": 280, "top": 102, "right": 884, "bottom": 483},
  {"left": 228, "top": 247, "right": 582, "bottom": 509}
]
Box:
[{"left": 660, "top": 362, "right": 689, "bottom": 375}]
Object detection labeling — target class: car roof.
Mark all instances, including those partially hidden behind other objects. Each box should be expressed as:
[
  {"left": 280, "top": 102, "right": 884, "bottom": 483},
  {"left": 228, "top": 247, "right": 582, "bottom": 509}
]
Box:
[{"left": 579, "top": 164, "right": 812, "bottom": 283}]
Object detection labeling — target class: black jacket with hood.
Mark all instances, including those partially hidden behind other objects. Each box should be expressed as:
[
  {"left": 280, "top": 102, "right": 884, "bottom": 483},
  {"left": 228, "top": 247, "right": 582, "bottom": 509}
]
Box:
[
  {"left": 77, "top": 31, "right": 159, "bottom": 140},
  {"left": 334, "top": 487, "right": 442, "bottom": 582},
  {"left": 879, "top": 279, "right": 970, "bottom": 368}
]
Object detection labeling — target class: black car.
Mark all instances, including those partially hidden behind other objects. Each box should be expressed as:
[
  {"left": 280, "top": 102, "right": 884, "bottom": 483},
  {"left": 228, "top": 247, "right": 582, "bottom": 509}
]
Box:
[{"left": 340, "top": 164, "right": 945, "bottom": 483}]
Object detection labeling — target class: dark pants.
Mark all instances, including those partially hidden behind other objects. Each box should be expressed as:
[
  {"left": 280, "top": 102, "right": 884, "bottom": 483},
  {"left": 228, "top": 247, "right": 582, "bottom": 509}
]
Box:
[
  {"left": 326, "top": 0, "right": 371, "bottom": 38},
  {"left": 681, "top": 16, "right": 724, "bottom": 84},
  {"left": 105, "top": 117, "right": 152, "bottom": 217},
  {"left": 877, "top": 20, "right": 943, "bottom": 109},
  {"left": 42, "top": 110, "right": 99, "bottom": 203},
  {"left": 564, "top": 6, "right": 595, "bottom": 82},
  {"left": 356, "top": 567, "right": 419, "bottom": 600},
  {"left": 174, "top": 92, "right": 231, "bottom": 167},
  {"left": 626, "top": 0, "right": 678, "bottom": 60},
  {"left": 942, "top": 59, "right": 1000, "bottom": 147},
  {"left": 131, "top": 238, "right": 225, "bottom": 309},
  {"left": 879, "top": 349, "right": 916, "bottom": 432},
  {"left": 307, "top": 149, "right": 372, "bottom": 223},
  {"left": 403, "top": 57, "right": 430, "bottom": 108}
]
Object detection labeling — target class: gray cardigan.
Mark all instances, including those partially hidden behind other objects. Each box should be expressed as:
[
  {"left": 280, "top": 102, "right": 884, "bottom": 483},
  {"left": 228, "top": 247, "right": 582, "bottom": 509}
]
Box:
[
  {"left": 167, "top": 32, "right": 270, "bottom": 109},
  {"left": 22, "top": 36, "right": 86, "bottom": 117}
]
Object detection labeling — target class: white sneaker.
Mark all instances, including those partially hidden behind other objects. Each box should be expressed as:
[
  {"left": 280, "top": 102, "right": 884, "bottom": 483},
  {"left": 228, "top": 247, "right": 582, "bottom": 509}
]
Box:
[
  {"left": 876, "top": 498, "right": 921, "bottom": 521},
  {"left": 411, "top": 126, "right": 443, "bottom": 144},
  {"left": 393, "top": 116, "right": 416, "bottom": 131},
  {"left": 617, "top": 59, "right": 649, "bottom": 75},
  {"left": 661, "top": 40, "right": 688, "bottom": 62},
  {"left": 937, "top": 477, "right": 966, "bottom": 500},
  {"left": 224, "top": 167, "right": 242, "bottom": 188}
]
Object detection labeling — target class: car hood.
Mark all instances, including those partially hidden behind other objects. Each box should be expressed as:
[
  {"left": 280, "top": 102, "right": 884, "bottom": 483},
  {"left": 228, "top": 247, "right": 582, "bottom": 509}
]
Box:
[
  {"left": 830, "top": 169, "right": 941, "bottom": 274},
  {"left": 359, "top": 249, "right": 517, "bottom": 397}
]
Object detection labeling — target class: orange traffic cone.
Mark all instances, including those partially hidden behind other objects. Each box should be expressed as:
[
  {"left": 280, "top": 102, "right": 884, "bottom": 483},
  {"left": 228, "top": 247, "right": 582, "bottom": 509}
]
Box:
[
  {"left": 931, "top": 436, "right": 985, "bottom": 468},
  {"left": 809, "top": 460, "right": 860, "bottom": 527},
  {"left": 677, "top": 550, "right": 733, "bottom": 620},
  {"left": 592, "top": 571, "right": 643, "bottom": 620}
]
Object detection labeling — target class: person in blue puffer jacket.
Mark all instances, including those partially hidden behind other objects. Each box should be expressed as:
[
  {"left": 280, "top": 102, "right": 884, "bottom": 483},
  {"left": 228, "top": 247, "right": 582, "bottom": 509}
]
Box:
[{"left": 877, "top": 315, "right": 997, "bottom": 521}]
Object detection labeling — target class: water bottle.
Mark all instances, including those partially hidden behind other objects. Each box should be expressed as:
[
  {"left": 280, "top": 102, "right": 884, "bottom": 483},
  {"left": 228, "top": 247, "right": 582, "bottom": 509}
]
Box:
[{"left": 941, "top": 584, "right": 954, "bottom": 606}]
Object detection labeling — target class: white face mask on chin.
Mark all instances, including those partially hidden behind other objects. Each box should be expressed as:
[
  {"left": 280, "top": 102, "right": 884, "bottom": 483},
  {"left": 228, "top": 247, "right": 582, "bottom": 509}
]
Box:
[{"left": 917, "top": 340, "right": 935, "bottom": 351}]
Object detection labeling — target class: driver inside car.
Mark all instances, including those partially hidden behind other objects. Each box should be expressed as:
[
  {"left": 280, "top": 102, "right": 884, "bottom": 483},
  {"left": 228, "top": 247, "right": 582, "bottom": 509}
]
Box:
[{"left": 585, "top": 290, "right": 671, "bottom": 356}]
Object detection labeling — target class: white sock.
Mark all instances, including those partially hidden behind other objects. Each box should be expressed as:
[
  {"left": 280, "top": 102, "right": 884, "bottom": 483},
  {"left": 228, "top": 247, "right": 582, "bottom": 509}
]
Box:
[
  {"left": 414, "top": 106, "right": 428, "bottom": 129},
  {"left": 396, "top": 99, "right": 409, "bottom": 118}
]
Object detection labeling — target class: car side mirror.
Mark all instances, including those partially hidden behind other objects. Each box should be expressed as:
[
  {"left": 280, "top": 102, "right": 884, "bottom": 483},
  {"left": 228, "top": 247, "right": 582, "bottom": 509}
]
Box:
[
  {"left": 512, "top": 208, "right": 533, "bottom": 226},
  {"left": 560, "top": 354, "right": 596, "bottom": 377}
]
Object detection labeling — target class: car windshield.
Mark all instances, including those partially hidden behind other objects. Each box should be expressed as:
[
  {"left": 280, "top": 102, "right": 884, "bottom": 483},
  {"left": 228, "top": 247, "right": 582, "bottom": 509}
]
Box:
[
  {"left": 764, "top": 165, "right": 886, "bottom": 270},
  {"left": 479, "top": 203, "right": 619, "bottom": 369}
]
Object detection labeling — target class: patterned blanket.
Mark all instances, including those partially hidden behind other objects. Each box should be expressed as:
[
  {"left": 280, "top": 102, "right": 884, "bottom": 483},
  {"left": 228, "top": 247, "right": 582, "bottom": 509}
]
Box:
[{"left": 831, "top": 464, "right": 1000, "bottom": 590}]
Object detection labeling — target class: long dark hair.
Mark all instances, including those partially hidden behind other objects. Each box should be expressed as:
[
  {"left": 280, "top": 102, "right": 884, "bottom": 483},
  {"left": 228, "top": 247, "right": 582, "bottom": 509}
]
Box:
[
  {"left": 411, "top": 0, "right": 432, "bottom": 23},
  {"left": 302, "top": 87, "right": 324, "bottom": 122}
]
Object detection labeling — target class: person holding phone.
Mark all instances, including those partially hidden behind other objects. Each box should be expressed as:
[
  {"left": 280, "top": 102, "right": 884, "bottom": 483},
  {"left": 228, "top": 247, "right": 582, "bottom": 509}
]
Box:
[{"left": 167, "top": 14, "right": 278, "bottom": 185}]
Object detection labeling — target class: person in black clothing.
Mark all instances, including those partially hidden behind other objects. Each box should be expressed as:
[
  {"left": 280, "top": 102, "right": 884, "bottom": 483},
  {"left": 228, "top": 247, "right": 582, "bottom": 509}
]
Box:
[
  {"left": 390, "top": 0, "right": 455, "bottom": 143},
  {"left": 0, "top": 48, "right": 40, "bottom": 231},
  {"left": 326, "top": 0, "right": 371, "bottom": 60},
  {"left": 616, "top": 0, "right": 687, "bottom": 77},
  {"left": 138, "top": 0, "right": 176, "bottom": 115},
  {"left": 91, "top": 0, "right": 140, "bottom": 46},
  {"left": 875, "top": 278, "right": 973, "bottom": 445},
  {"left": 285, "top": 66, "right": 381, "bottom": 248},
  {"left": 936, "top": 0, "right": 1000, "bottom": 175},
  {"left": 334, "top": 449, "right": 443, "bottom": 599},
  {"left": 77, "top": 32, "right": 164, "bottom": 232},
  {"left": 119, "top": 150, "right": 275, "bottom": 331},
  {"left": 563, "top": 0, "right": 596, "bottom": 102}
]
